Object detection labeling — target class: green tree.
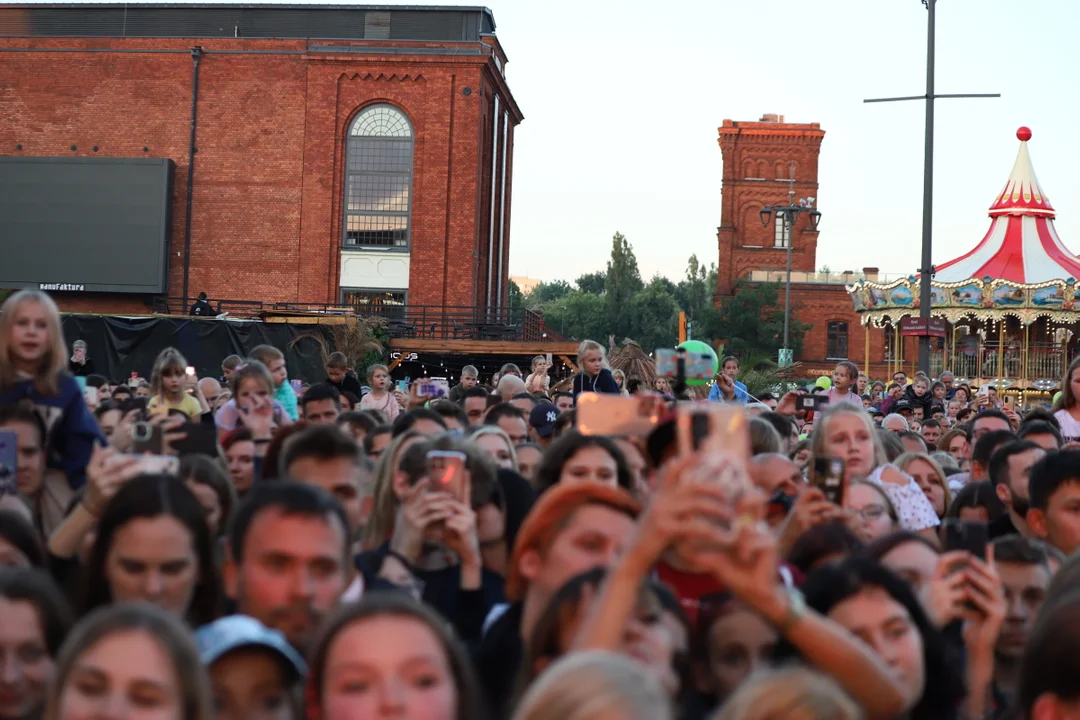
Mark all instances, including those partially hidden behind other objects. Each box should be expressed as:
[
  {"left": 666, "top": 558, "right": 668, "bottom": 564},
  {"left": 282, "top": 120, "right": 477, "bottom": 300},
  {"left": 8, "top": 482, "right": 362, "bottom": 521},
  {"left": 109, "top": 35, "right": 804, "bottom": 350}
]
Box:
[
  {"left": 508, "top": 280, "right": 525, "bottom": 313},
  {"left": 528, "top": 279, "right": 573, "bottom": 306},
  {"left": 536, "top": 290, "right": 606, "bottom": 341},
  {"left": 626, "top": 277, "right": 680, "bottom": 351},
  {"left": 575, "top": 271, "right": 607, "bottom": 295},
  {"left": 675, "top": 254, "right": 714, "bottom": 322},
  {"left": 604, "top": 232, "right": 644, "bottom": 338},
  {"left": 701, "top": 281, "right": 808, "bottom": 361}
]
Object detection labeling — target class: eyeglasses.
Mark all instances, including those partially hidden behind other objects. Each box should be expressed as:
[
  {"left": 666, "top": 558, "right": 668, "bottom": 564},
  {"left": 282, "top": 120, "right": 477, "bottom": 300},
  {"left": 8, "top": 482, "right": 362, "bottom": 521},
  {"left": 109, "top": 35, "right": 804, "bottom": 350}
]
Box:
[{"left": 854, "top": 504, "right": 888, "bottom": 522}]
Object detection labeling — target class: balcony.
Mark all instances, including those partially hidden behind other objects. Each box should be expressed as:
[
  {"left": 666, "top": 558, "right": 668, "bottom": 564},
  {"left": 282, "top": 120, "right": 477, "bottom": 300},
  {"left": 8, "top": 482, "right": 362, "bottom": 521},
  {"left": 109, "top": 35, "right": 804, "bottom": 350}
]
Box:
[{"left": 745, "top": 270, "right": 910, "bottom": 285}]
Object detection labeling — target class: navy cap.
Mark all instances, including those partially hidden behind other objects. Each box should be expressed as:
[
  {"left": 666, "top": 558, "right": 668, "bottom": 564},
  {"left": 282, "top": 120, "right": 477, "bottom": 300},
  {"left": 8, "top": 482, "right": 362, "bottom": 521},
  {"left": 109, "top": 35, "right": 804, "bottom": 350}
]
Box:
[
  {"left": 194, "top": 615, "right": 306, "bottom": 680},
  {"left": 894, "top": 399, "right": 913, "bottom": 412},
  {"left": 529, "top": 402, "right": 560, "bottom": 438}
]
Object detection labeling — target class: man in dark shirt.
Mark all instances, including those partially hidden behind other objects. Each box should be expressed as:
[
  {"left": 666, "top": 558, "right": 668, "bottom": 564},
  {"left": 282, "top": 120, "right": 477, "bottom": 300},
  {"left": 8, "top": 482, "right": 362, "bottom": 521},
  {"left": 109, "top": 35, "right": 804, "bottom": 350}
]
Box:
[{"left": 189, "top": 291, "right": 214, "bottom": 316}]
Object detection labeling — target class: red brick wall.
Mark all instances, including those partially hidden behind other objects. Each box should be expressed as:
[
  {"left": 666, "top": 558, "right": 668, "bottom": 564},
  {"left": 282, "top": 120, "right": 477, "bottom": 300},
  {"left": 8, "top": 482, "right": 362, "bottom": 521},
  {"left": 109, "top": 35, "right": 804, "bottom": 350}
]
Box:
[{"left": 0, "top": 36, "right": 521, "bottom": 313}]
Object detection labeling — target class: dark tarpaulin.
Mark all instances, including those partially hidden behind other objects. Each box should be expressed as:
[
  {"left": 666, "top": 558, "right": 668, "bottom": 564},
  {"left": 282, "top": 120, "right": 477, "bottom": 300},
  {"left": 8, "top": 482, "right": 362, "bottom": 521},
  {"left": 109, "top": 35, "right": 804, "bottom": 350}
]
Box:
[{"left": 61, "top": 315, "right": 335, "bottom": 385}]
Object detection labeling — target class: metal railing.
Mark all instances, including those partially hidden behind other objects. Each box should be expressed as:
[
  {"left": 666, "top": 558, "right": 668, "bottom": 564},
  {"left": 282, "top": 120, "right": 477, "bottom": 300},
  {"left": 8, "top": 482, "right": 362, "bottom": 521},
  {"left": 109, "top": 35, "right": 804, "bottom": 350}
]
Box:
[
  {"left": 745, "top": 269, "right": 910, "bottom": 285},
  {"left": 148, "top": 297, "right": 560, "bottom": 343}
]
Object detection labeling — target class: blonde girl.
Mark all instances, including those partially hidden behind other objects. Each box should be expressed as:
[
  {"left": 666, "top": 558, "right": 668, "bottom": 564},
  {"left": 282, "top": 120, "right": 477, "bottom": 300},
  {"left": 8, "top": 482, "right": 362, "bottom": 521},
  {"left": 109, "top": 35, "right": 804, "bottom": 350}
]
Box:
[
  {"left": 467, "top": 425, "right": 519, "bottom": 471},
  {"left": 811, "top": 401, "right": 940, "bottom": 535},
  {"left": 0, "top": 290, "right": 102, "bottom": 489},
  {"left": 147, "top": 347, "right": 208, "bottom": 420},
  {"left": 525, "top": 355, "right": 552, "bottom": 395},
  {"left": 362, "top": 429, "right": 426, "bottom": 550},
  {"left": 712, "top": 667, "right": 862, "bottom": 720},
  {"left": 571, "top": 339, "right": 619, "bottom": 398},
  {"left": 213, "top": 360, "right": 291, "bottom": 435}
]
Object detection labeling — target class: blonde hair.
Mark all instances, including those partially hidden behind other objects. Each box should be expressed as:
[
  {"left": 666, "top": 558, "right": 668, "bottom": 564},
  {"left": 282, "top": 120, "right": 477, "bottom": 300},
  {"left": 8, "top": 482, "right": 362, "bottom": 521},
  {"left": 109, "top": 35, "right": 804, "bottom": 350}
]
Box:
[
  {"left": 149, "top": 347, "right": 187, "bottom": 397},
  {"left": 895, "top": 451, "right": 952, "bottom": 511},
  {"left": 0, "top": 290, "right": 68, "bottom": 395},
  {"left": 248, "top": 344, "right": 284, "bottom": 366},
  {"left": 366, "top": 363, "right": 389, "bottom": 383},
  {"left": 711, "top": 667, "right": 861, "bottom": 720},
  {"left": 576, "top": 339, "right": 608, "bottom": 368},
  {"left": 467, "top": 425, "right": 519, "bottom": 471},
  {"left": 532, "top": 355, "right": 546, "bottom": 371},
  {"left": 361, "top": 429, "right": 425, "bottom": 550},
  {"left": 810, "top": 402, "right": 887, "bottom": 477},
  {"left": 513, "top": 650, "right": 672, "bottom": 720}
]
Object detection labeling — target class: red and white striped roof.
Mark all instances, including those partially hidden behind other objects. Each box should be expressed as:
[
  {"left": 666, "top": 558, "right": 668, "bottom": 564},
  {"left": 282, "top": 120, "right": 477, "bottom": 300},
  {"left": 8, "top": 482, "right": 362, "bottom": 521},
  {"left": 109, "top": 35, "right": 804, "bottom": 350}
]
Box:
[{"left": 934, "top": 127, "right": 1080, "bottom": 284}]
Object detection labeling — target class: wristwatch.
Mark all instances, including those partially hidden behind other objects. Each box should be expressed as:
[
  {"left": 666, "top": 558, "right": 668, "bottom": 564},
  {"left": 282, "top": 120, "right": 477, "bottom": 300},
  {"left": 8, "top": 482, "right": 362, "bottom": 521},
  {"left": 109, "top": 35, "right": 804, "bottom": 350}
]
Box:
[{"left": 778, "top": 586, "right": 807, "bottom": 634}]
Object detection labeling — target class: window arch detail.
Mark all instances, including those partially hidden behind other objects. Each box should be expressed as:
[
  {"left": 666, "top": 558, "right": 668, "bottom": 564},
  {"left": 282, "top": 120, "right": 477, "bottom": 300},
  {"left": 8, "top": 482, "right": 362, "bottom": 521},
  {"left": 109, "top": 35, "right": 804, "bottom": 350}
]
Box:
[{"left": 344, "top": 104, "right": 414, "bottom": 249}]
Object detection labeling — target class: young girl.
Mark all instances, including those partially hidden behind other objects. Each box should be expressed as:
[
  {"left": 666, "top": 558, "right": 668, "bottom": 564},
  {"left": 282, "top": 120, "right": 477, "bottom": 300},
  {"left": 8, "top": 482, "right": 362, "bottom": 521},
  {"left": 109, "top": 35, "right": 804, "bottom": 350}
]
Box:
[
  {"left": 823, "top": 360, "right": 861, "bottom": 405},
  {"left": 359, "top": 363, "right": 401, "bottom": 420},
  {"left": 214, "top": 360, "right": 291, "bottom": 435},
  {"left": 147, "top": 347, "right": 209, "bottom": 420},
  {"left": 0, "top": 290, "right": 102, "bottom": 489},
  {"left": 1053, "top": 356, "right": 1080, "bottom": 443},
  {"left": 571, "top": 340, "right": 619, "bottom": 398},
  {"left": 525, "top": 355, "right": 551, "bottom": 395},
  {"left": 249, "top": 344, "right": 298, "bottom": 422}
]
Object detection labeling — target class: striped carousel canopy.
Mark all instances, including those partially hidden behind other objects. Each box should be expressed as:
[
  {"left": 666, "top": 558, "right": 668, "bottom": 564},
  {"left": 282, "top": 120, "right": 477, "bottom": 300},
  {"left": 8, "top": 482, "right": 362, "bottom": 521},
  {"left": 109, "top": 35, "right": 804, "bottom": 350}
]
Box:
[{"left": 933, "top": 127, "right": 1080, "bottom": 284}]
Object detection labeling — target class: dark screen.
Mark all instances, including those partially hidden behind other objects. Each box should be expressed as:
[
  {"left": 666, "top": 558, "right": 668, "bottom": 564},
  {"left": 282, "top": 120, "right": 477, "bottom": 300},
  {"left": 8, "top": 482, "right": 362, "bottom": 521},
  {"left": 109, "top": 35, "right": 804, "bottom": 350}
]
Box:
[{"left": 0, "top": 157, "right": 173, "bottom": 294}]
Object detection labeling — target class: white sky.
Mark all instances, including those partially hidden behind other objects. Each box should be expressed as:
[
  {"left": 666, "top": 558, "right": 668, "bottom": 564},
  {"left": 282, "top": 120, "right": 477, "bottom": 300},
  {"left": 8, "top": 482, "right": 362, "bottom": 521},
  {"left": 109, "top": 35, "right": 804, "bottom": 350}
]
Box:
[{"left": 29, "top": 0, "right": 1080, "bottom": 285}]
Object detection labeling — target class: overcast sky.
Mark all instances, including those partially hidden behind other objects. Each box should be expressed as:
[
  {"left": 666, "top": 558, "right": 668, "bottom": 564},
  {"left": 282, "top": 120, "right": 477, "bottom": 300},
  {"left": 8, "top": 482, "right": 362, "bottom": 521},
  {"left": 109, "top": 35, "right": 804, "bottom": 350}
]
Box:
[{"left": 29, "top": 0, "right": 1080, "bottom": 285}]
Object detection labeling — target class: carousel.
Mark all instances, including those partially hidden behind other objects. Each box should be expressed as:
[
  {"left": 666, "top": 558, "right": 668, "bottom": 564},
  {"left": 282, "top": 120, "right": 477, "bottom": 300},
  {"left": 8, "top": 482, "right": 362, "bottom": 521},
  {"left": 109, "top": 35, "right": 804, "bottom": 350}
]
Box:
[{"left": 848, "top": 127, "right": 1080, "bottom": 399}]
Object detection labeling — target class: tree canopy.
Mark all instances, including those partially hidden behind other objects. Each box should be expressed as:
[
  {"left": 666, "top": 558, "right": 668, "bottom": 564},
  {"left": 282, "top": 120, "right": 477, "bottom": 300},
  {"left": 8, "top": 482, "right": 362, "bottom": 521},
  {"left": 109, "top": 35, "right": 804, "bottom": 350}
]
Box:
[{"left": 525, "top": 234, "right": 803, "bottom": 362}]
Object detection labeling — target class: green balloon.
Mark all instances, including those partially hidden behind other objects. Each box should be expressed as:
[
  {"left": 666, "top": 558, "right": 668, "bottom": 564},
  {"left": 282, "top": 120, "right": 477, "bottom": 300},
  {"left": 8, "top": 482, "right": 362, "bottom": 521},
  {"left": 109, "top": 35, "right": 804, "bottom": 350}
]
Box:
[
  {"left": 816, "top": 376, "right": 832, "bottom": 390},
  {"left": 677, "top": 340, "right": 719, "bottom": 387},
  {"left": 1054, "top": 391, "right": 1063, "bottom": 404}
]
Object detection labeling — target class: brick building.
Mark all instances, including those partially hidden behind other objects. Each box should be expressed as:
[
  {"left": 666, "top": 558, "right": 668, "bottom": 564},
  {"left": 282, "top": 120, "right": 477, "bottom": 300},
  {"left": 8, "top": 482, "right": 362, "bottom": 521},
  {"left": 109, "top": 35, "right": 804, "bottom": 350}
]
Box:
[
  {"left": 715, "top": 114, "right": 892, "bottom": 379},
  {"left": 0, "top": 4, "right": 522, "bottom": 314}
]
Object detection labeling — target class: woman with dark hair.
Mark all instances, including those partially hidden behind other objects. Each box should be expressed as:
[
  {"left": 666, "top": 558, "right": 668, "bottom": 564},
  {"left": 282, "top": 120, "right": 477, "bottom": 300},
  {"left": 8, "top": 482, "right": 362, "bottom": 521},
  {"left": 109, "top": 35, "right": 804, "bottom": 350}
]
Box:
[
  {"left": 533, "top": 431, "right": 633, "bottom": 495},
  {"left": 81, "top": 474, "right": 222, "bottom": 627},
  {"left": 783, "top": 556, "right": 1000, "bottom": 719},
  {"left": 0, "top": 567, "right": 73, "bottom": 720},
  {"left": 786, "top": 521, "right": 863, "bottom": 576},
  {"left": 179, "top": 454, "right": 236, "bottom": 539},
  {"left": 0, "top": 509, "right": 48, "bottom": 570},
  {"left": 306, "top": 593, "right": 485, "bottom": 720}
]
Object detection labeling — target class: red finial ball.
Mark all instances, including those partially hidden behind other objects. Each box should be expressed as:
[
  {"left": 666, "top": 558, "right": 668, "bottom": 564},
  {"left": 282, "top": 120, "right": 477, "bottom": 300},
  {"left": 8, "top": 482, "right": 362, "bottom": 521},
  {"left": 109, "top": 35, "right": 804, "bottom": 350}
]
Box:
[{"left": 1017, "top": 126, "right": 1032, "bottom": 142}]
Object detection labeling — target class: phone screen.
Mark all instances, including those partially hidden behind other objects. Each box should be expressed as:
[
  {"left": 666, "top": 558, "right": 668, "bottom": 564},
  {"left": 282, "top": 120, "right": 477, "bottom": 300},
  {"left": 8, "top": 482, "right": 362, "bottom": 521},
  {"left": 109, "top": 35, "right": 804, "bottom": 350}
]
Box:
[
  {"left": 131, "top": 422, "right": 164, "bottom": 455},
  {"left": 426, "top": 451, "right": 467, "bottom": 503},
  {"left": 812, "top": 456, "right": 845, "bottom": 505}
]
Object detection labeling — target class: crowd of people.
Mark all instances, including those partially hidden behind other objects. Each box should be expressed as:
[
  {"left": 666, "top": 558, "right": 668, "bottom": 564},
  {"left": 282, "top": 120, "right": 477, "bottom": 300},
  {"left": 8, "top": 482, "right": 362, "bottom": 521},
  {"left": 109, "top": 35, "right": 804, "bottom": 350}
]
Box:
[{"left": 2, "top": 287, "right": 1080, "bottom": 719}]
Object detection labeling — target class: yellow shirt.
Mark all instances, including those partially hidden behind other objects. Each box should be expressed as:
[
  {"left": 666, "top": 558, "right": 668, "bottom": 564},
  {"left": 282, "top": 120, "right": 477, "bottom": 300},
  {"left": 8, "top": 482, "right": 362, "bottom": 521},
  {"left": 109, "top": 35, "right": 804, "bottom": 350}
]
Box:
[{"left": 147, "top": 393, "right": 203, "bottom": 420}]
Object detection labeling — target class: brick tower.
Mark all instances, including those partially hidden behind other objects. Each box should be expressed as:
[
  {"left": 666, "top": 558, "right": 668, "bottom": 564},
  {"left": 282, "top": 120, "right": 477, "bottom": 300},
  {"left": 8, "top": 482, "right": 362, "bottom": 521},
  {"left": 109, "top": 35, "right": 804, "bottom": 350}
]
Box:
[{"left": 716, "top": 114, "right": 825, "bottom": 295}]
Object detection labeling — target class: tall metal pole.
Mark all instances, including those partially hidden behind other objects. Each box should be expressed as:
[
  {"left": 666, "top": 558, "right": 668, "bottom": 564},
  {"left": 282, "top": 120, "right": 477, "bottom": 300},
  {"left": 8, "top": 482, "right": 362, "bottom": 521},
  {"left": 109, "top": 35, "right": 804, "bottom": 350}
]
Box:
[
  {"left": 783, "top": 214, "right": 792, "bottom": 352},
  {"left": 918, "top": 0, "right": 936, "bottom": 374}
]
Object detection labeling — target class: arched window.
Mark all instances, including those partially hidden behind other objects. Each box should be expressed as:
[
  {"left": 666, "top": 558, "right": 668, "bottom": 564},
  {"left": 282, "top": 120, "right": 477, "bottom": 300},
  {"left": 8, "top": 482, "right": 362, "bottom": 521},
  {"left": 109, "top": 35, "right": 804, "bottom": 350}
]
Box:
[
  {"left": 827, "top": 321, "right": 849, "bottom": 360},
  {"left": 344, "top": 104, "right": 413, "bottom": 249}
]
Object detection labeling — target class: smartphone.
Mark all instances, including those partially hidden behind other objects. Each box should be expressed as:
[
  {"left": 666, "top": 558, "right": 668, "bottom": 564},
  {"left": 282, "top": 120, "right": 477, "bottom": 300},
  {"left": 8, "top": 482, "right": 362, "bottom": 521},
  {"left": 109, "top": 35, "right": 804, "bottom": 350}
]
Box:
[
  {"left": 942, "top": 519, "right": 989, "bottom": 560},
  {"left": 675, "top": 403, "right": 751, "bottom": 459},
  {"left": 82, "top": 386, "right": 99, "bottom": 406},
  {"left": 134, "top": 454, "right": 180, "bottom": 476},
  {"left": 798, "top": 394, "right": 828, "bottom": 412},
  {"left": 168, "top": 423, "right": 219, "bottom": 457},
  {"left": 118, "top": 396, "right": 149, "bottom": 416},
  {"left": 396, "top": 379, "right": 409, "bottom": 393},
  {"left": 291, "top": 379, "right": 303, "bottom": 394},
  {"left": 75, "top": 376, "right": 87, "bottom": 391},
  {"left": 1004, "top": 395, "right": 1015, "bottom": 411},
  {"left": 577, "top": 393, "right": 666, "bottom": 438},
  {"left": 128, "top": 372, "right": 140, "bottom": 389},
  {"left": 185, "top": 366, "right": 196, "bottom": 377},
  {"left": 655, "top": 348, "right": 714, "bottom": 382},
  {"left": 131, "top": 421, "right": 164, "bottom": 455},
  {"left": 426, "top": 450, "right": 467, "bottom": 503},
  {"left": 545, "top": 353, "right": 552, "bottom": 367},
  {"left": 811, "top": 455, "right": 845, "bottom": 505},
  {"left": 419, "top": 378, "right": 450, "bottom": 399},
  {"left": 0, "top": 430, "right": 17, "bottom": 495}
]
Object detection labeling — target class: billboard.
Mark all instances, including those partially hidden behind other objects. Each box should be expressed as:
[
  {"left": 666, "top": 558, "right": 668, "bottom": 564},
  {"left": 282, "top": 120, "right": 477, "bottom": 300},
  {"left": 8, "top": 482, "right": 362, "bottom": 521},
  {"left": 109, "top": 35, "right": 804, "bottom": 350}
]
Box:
[{"left": 0, "top": 157, "right": 174, "bottom": 294}]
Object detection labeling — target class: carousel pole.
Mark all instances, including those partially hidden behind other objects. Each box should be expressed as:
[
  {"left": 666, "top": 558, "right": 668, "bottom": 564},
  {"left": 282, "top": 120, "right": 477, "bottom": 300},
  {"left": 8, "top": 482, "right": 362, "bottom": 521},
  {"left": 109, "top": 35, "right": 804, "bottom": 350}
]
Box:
[
  {"left": 1022, "top": 323, "right": 1030, "bottom": 390},
  {"left": 997, "top": 318, "right": 1005, "bottom": 393},
  {"left": 864, "top": 322, "right": 871, "bottom": 377}
]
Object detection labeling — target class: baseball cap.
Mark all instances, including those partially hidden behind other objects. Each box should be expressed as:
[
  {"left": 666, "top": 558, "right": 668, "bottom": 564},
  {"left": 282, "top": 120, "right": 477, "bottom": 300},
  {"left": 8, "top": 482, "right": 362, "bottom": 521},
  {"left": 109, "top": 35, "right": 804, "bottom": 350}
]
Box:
[
  {"left": 194, "top": 615, "right": 306, "bottom": 680},
  {"left": 893, "top": 399, "right": 913, "bottom": 412},
  {"left": 529, "top": 401, "right": 560, "bottom": 438}
]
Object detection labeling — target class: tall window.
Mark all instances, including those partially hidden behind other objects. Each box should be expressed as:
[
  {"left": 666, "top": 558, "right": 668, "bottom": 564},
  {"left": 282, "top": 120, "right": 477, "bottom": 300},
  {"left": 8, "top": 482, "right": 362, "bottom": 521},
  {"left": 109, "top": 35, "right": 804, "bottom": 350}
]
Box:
[
  {"left": 344, "top": 105, "right": 413, "bottom": 249},
  {"left": 773, "top": 214, "right": 790, "bottom": 248},
  {"left": 827, "top": 321, "right": 849, "bottom": 360}
]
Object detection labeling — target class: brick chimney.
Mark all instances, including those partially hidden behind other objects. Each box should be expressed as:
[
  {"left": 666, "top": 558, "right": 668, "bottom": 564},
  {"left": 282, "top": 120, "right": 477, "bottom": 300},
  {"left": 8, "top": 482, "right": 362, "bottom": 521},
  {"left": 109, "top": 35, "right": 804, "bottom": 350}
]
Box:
[{"left": 759, "top": 113, "right": 785, "bottom": 123}]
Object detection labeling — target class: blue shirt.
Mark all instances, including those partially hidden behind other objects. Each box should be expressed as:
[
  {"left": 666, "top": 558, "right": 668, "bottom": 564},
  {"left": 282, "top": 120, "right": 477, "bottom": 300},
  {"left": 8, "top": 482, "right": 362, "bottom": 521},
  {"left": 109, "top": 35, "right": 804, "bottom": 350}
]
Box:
[
  {"left": 0, "top": 374, "right": 103, "bottom": 488},
  {"left": 709, "top": 378, "right": 750, "bottom": 403}
]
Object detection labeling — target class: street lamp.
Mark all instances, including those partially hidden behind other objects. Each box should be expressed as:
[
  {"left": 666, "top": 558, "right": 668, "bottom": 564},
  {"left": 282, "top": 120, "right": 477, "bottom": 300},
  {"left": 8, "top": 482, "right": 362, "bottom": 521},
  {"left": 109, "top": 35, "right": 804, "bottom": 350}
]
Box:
[{"left": 759, "top": 163, "right": 822, "bottom": 367}]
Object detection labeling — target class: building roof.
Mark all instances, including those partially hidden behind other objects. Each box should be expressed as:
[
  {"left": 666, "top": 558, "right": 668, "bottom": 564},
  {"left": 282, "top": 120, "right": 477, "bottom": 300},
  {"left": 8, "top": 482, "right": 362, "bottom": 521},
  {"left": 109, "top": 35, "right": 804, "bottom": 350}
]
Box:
[
  {"left": 0, "top": 4, "right": 497, "bottom": 40},
  {"left": 933, "top": 127, "right": 1080, "bottom": 284}
]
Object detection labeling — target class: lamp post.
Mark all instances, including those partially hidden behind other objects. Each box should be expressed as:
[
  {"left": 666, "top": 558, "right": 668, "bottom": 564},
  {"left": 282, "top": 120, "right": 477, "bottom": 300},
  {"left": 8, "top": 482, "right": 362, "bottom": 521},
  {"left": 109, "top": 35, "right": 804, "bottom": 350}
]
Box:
[{"left": 759, "top": 163, "right": 822, "bottom": 367}]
